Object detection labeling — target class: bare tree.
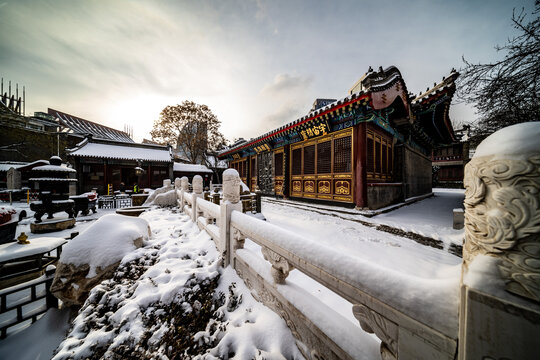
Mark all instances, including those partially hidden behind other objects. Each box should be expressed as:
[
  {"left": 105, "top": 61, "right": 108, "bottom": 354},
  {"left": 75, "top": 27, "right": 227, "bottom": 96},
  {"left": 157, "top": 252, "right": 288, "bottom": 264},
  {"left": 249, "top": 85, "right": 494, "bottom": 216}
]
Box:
[
  {"left": 150, "top": 101, "right": 226, "bottom": 164},
  {"left": 458, "top": 1, "right": 539, "bottom": 146}
]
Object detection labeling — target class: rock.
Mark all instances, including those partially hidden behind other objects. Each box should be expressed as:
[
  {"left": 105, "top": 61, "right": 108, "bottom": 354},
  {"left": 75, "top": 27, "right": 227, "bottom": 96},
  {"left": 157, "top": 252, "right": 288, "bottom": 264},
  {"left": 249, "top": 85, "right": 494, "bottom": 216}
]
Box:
[{"left": 51, "top": 235, "right": 144, "bottom": 306}]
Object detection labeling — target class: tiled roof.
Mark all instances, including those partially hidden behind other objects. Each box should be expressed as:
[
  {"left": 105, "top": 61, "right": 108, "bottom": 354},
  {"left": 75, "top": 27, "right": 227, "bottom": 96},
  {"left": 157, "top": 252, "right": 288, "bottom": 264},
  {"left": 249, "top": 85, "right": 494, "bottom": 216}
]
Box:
[
  {"left": 49, "top": 108, "right": 134, "bottom": 143},
  {"left": 68, "top": 140, "right": 172, "bottom": 162}
]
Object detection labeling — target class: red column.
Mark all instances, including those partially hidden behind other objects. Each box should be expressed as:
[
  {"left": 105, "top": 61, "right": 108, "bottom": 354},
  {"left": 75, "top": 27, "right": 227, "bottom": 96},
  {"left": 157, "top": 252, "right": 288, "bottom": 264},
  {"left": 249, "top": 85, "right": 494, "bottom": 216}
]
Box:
[{"left": 354, "top": 123, "right": 368, "bottom": 208}]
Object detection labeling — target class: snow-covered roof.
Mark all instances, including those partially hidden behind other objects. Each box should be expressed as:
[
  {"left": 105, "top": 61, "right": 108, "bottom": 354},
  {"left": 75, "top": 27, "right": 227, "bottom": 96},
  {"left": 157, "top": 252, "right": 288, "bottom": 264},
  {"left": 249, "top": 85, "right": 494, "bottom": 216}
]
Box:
[
  {"left": 0, "top": 160, "right": 49, "bottom": 172},
  {"left": 69, "top": 141, "right": 172, "bottom": 162},
  {"left": 33, "top": 164, "right": 76, "bottom": 173},
  {"left": 173, "top": 162, "right": 213, "bottom": 173}
]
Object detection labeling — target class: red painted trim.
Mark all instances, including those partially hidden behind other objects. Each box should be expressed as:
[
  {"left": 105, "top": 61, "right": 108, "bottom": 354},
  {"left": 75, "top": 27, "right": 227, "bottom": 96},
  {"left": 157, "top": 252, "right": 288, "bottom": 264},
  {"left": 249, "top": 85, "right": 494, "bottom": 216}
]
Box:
[{"left": 221, "top": 94, "right": 371, "bottom": 157}]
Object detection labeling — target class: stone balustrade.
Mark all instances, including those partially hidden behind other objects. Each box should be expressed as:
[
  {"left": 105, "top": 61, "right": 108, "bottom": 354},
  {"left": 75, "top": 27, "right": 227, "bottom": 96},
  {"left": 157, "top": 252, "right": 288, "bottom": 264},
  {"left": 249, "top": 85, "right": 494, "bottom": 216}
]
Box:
[{"left": 173, "top": 123, "right": 540, "bottom": 360}]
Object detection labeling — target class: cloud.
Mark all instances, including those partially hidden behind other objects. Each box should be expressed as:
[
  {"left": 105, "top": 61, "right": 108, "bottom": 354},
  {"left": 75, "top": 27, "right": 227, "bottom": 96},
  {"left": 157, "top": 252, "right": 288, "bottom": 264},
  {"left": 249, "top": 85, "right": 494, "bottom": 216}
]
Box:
[
  {"left": 263, "top": 102, "right": 308, "bottom": 129},
  {"left": 261, "top": 73, "right": 313, "bottom": 95}
]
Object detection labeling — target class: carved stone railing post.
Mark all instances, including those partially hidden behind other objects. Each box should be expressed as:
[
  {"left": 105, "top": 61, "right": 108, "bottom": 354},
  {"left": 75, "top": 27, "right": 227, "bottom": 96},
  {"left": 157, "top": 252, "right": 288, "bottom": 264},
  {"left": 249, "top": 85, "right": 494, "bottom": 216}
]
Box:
[
  {"left": 220, "top": 169, "right": 242, "bottom": 267},
  {"left": 174, "top": 177, "right": 181, "bottom": 190},
  {"left": 459, "top": 122, "right": 540, "bottom": 359},
  {"left": 179, "top": 176, "right": 189, "bottom": 210},
  {"left": 192, "top": 175, "right": 203, "bottom": 223},
  {"left": 261, "top": 247, "right": 294, "bottom": 285}
]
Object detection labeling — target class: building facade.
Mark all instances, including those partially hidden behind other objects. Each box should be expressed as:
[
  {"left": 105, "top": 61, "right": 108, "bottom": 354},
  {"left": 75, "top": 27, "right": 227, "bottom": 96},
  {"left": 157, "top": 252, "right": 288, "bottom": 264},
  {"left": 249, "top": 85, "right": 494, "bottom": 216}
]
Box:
[
  {"left": 67, "top": 137, "right": 173, "bottom": 194},
  {"left": 219, "top": 66, "right": 459, "bottom": 209}
]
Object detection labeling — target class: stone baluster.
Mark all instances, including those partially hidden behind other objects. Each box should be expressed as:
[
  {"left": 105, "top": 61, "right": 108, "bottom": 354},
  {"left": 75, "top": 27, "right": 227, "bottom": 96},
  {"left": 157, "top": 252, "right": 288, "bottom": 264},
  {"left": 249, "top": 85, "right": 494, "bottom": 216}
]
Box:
[
  {"left": 174, "top": 177, "right": 181, "bottom": 190},
  {"left": 192, "top": 175, "right": 203, "bottom": 223},
  {"left": 459, "top": 123, "right": 540, "bottom": 359},
  {"left": 163, "top": 179, "right": 171, "bottom": 188},
  {"left": 179, "top": 176, "right": 189, "bottom": 211},
  {"left": 220, "top": 169, "right": 242, "bottom": 267}
]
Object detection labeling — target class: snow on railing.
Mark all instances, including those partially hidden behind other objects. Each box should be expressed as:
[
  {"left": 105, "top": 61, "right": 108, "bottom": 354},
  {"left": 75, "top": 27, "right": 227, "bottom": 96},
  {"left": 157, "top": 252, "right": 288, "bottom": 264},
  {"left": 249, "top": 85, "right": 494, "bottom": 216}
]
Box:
[
  {"left": 174, "top": 122, "right": 540, "bottom": 360},
  {"left": 175, "top": 169, "right": 458, "bottom": 359}
]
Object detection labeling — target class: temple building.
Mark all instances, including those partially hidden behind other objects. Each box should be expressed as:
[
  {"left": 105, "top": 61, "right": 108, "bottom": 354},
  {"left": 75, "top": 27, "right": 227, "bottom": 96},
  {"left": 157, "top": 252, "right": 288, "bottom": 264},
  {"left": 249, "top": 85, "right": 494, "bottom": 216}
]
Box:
[
  {"left": 66, "top": 136, "right": 173, "bottom": 194},
  {"left": 218, "top": 66, "right": 460, "bottom": 209}
]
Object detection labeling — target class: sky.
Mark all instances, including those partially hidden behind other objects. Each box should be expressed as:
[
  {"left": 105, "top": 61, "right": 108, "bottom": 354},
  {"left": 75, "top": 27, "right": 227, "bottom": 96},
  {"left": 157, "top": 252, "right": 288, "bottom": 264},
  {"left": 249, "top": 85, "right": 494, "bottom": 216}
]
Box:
[{"left": 0, "top": 0, "right": 534, "bottom": 143}]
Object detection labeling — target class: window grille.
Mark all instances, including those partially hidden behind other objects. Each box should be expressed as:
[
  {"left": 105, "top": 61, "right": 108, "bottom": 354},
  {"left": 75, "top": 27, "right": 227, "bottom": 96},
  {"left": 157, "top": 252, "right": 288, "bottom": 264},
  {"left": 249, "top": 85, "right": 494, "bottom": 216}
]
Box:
[
  {"left": 375, "top": 138, "right": 381, "bottom": 173},
  {"left": 292, "top": 148, "right": 302, "bottom": 175},
  {"left": 382, "top": 143, "right": 387, "bottom": 175},
  {"left": 275, "top": 153, "right": 284, "bottom": 176},
  {"left": 303, "top": 145, "right": 315, "bottom": 174},
  {"left": 317, "top": 141, "right": 331, "bottom": 174},
  {"left": 251, "top": 157, "right": 256, "bottom": 176},
  {"left": 334, "top": 136, "right": 351, "bottom": 173},
  {"left": 367, "top": 137, "right": 374, "bottom": 173}
]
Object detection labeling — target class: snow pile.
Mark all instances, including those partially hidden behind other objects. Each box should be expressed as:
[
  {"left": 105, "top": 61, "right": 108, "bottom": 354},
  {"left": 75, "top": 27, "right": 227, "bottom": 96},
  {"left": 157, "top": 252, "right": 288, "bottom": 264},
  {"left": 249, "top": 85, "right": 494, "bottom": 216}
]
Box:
[
  {"left": 474, "top": 121, "right": 540, "bottom": 158},
  {"left": 144, "top": 182, "right": 174, "bottom": 206},
  {"left": 52, "top": 208, "right": 302, "bottom": 359},
  {"left": 60, "top": 214, "right": 150, "bottom": 277}
]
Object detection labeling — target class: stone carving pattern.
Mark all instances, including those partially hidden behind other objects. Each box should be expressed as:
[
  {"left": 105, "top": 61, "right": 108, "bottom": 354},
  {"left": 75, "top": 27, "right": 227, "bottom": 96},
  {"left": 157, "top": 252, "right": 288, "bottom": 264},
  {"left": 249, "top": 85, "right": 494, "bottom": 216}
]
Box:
[
  {"left": 231, "top": 227, "right": 245, "bottom": 251},
  {"left": 261, "top": 247, "right": 295, "bottom": 284},
  {"left": 235, "top": 262, "right": 336, "bottom": 360},
  {"left": 352, "top": 304, "right": 398, "bottom": 360},
  {"left": 463, "top": 155, "right": 540, "bottom": 302}
]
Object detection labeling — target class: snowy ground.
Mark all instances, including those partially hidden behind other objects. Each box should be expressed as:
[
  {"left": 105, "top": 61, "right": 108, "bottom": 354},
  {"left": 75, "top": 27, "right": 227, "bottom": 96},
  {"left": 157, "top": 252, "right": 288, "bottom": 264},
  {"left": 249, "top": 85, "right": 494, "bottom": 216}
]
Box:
[
  {"left": 0, "top": 190, "right": 464, "bottom": 359},
  {"left": 263, "top": 188, "right": 465, "bottom": 249},
  {"left": 1, "top": 208, "right": 303, "bottom": 360}
]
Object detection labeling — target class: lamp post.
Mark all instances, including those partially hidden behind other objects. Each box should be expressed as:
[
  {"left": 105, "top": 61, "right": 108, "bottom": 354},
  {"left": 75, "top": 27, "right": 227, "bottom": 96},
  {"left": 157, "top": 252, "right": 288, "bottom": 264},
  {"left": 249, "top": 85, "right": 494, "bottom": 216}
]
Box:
[{"left": 134, "top": 159, "right": 146, "bottom": 194}]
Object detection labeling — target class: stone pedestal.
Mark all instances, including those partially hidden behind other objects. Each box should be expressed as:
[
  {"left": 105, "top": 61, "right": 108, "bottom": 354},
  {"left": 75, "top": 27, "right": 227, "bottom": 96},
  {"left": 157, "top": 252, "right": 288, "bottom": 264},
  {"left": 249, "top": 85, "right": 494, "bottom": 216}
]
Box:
[{"left": 31, "top": 218, "right": 76, "bottom": 233}]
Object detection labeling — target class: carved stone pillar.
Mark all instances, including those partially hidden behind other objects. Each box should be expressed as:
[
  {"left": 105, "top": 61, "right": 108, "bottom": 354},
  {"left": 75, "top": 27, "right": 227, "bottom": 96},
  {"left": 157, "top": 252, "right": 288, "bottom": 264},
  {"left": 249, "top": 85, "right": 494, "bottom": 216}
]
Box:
[
  {"left": 459, "top": 122, "right": 540, "bottom": 359},
  {"left": 193, "top": 175, "right": 203, "bottom": 194},
  {"left": 163, "top": 179, "right": 171, "bottom": 187},
  {"left": 181, "top": 177, "right": 189, "bottom": 192},
  {"left": 174, "top": 177, "right": 181, "bottom": 190},
  {"left": 220, "top": 169, "right": 242, "bottom": 267}
]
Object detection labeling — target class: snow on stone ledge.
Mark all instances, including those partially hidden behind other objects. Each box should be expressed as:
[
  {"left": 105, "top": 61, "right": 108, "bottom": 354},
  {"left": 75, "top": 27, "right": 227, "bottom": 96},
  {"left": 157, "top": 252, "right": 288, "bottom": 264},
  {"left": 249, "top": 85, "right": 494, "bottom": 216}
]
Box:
[
  {"left": 474, "top": 122, "right": 540, "bottom": 159},
  {"left": 60, "top": 214, "right": 151, "bottom": 277}
]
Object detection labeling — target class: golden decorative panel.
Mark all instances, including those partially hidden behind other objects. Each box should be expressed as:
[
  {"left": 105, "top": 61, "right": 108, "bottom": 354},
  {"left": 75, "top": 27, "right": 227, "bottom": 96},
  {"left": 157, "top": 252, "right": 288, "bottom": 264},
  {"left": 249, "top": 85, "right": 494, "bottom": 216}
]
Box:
[
  {"left": 304, "top": 180, "right": 315, "bottom": 193},
  {"left": 292, "top": 181, "right": 302, "bottom": 193},
  {"left": 334, "top": 180, "right": 351, "bottom": 195},
  {"left": 275, "top": 180, "right": 284, "bottom": 195},
  {"left": 318, "top": 180, "right": 331, "bottom": 194}
]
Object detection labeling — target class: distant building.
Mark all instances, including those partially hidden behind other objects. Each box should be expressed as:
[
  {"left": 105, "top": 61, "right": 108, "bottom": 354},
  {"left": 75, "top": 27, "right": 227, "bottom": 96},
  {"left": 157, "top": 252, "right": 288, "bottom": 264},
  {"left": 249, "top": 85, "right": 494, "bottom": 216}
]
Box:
[
  {"left": 218, "top": 66, "right": 460, "bottom": 209},
  {"left": 66, "top": 136, "right": 173, "bottom": 194}
]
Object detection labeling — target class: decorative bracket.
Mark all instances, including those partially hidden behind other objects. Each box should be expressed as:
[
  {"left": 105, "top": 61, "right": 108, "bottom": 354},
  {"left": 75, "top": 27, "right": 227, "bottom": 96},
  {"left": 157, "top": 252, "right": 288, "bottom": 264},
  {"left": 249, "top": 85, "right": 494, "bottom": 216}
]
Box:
[
  {"left": 352, "top": 304, "right": 398, "bottom": 360},
  {"left": 261, "top": 247, "right": 294, "bottom": 284}
]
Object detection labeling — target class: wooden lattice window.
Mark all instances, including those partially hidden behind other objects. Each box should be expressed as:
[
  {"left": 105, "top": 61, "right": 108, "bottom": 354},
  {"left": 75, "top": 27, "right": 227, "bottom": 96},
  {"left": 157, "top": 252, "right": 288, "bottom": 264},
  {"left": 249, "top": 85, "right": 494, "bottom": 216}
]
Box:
[
  {"left": 243, "top": 160, "right": 248, "bottom": 178},
  {"left": 251, "top": 157, "right": 256, "bottom": 176},
  {"left": 292, "top": 148, "right": 302, "bottom": 175},
  {"left": 303, "top": 145, "right": 315, "bottom": 174},
  {"left": 367, "top": 136, "right": 374, "bottom": 173},
  {"left": 275, "top": 152, "right": 284, "bottom": 176},
  {"left": 317, "top": 141, "right": 331, "bottom": 174},
  {"left": 333, "top": 136, "right": 351, "bottom": 173},
  {"left": 367, "top": 129, "right": 393, "bottom": 180}
]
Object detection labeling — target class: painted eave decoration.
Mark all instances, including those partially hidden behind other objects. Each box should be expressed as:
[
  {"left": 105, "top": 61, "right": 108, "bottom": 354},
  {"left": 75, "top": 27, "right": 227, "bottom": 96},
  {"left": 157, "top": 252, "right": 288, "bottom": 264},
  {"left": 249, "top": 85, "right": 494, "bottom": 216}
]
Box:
[{"left": 218, "top": 66, "right": 459, "bottom": 160}]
